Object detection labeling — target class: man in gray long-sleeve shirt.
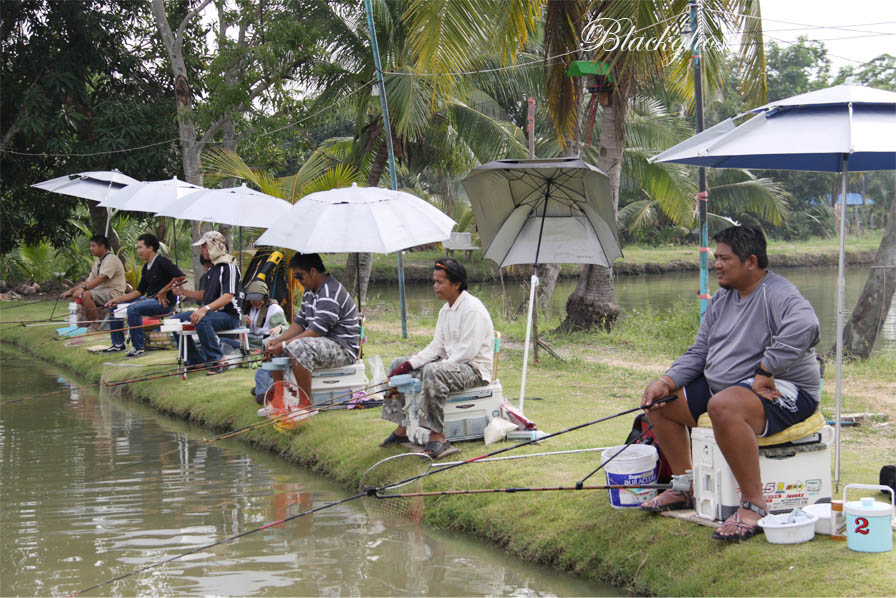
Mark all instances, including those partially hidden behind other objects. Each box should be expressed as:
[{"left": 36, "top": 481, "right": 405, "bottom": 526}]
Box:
[{"left": 639, "top": 225, "right": 821, "bottom": 542}]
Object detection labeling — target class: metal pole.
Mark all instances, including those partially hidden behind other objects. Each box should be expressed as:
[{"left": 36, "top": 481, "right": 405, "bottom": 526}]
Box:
[
  {"left": 527, "top": 98, "right": 539, "bottom": 365},
  {"left": 364, "top": 0, "right": 407, "bottom": 338},
  {"left": 690, "top": 0, "right": 709, "bottom": 319},
  {"left": 834, "top": 155, "right": 849, "bottom": 491}
]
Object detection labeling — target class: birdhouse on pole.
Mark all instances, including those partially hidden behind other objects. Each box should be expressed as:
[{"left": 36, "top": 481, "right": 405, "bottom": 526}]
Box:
[{"left": 568, "top": 61, "right": 614, "bottom": 106}]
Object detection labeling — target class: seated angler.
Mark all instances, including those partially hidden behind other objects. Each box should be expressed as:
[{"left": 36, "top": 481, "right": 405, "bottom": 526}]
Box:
[
  {"left": 170, "top": 231, "right": 242, "bottom": 375},
  {"left": 380, "top": 258, "right": 495, "bottom": 458},
  {"left": 639, "top": 225, "right": 821, "bottom": 542},
  {"left": 263, "top": 253, "right": 359, "bottom": 408},
  {"left": 61, "top": 234, "right": 127, "bottom": 330},
  {"left": 103, "top": 233, "right": 185, "bottom": 356},
  {"left": 243, "top": 279, "right": 288, "bottom": 348}
]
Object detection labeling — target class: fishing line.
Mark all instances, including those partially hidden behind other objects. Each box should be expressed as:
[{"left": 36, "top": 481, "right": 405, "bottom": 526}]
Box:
[
  {"left": 72, "top": 396, "right": 677, "bottom": 595},
  {"left": 102, "top": 356, "right": 265, "bottom": 387},
  {"left": 575, "top": 422, "right": 653, "bottom": 489}
]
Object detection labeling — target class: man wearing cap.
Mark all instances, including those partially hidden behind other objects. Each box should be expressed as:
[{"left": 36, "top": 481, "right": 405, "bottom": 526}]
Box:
[
  {"left": 103, "top": 233, "right": 185, "bottom": 357},
  {"left": 380, "top": 258, "right": 495, "bottom": 458},
  {"left": 171, "top": 231, "right": 242, "bottom": 375},
  {"left": 263, "top": 253, "right": 359, "bottom": 408}
]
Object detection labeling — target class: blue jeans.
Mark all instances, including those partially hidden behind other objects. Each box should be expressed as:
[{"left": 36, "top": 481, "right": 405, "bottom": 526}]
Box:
[
  {"left": 254, "top": 368, "right": 275, "bottom": 397},
  {"left": 110, "top": 298, "right": 171, "bottom": 350},
  {"left": 172, "top": 310, "right": 239, "bottom": 366}
]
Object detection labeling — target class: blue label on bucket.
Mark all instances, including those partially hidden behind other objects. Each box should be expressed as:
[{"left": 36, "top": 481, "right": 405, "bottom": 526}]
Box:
[{"left": 606, "top": 466, "right": 658, "bottom": 508}]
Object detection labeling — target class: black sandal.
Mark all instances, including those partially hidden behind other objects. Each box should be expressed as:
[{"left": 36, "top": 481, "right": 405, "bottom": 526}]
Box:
[
  {"left": 380, "top": 431, "right": 408, "bottom": 447},
  {"left": 640, "top": 489, "right": 694, "bottom": 513},
  {"left": 422, "top": 439, "right": 454, "bottom": 459},
  {"left": 712, "top": 500, "right": 767, "bottom": 542}
]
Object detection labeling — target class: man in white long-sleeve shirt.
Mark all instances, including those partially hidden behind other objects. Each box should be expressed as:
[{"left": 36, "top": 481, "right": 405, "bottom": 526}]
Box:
[{"left": 381, "top": 258, "right": 494, "bottom": 458}]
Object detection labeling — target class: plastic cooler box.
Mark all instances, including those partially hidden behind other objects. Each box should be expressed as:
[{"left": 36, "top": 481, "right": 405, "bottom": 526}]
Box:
[
  {"left": 692, "top": 426, "right": 833, "bottom": 521},
  {"left": 309, "top": 361, "right": 368, "bottom": 409},
  {"left": 442, "top": 382, "right": 504, "bottom": 441}
]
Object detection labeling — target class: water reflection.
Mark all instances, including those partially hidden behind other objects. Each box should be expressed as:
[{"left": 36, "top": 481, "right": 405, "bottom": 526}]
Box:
[{"left": 0, "top": 352, "right": 612, "bottom": 597}]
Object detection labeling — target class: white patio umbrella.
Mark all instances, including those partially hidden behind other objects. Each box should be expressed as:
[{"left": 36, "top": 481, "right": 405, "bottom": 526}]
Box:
[
  {"left": 155, "top": 183, "right": 291, "bottom": 228},
  {"left": 256, "top": 183, "right": 456, "bottom": 315},
  {"left": 462, "top": 158, "right": 622, "bottom": 413},
  {"left": 31, "top": 169, "right": 139, "bottom": 234},
  {"left": 157, "top": 183, "right": 292, "bottom": 271},
  {"left": 98, "top": 177, "right": 205, "bottom": 266},
  {"left": 650, "top": 84, "right": 896, "bottom": 489}
]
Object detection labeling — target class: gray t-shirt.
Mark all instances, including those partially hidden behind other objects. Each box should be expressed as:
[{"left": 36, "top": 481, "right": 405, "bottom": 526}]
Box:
[
  {"left": 294, "top": 275, "right": 360, "bottom": 357},
  {"left": 665, "top": 271, "right": 821, "bottom": 401}
]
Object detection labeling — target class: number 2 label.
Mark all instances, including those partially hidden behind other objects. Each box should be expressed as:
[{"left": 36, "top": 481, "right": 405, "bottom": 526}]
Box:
[{"left": 854, "top": 517, "right": 870, "bottom": 535}]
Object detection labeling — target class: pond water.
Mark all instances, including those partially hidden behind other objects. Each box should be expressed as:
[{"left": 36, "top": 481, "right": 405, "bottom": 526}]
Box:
[
  {"left": 0, "top": 350, "right": 616, "bottom": 597},
  {"left": 368, "top": 266, "right": 895, "bottom": 351}
]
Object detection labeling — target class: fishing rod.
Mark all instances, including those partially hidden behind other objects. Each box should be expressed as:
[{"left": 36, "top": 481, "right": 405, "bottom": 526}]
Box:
[
  {"left": 72, "top": 396, "right": 678, "bottom": 596},
  {"left": 1, "top": 382, "right": 104, "bottom": 406},
  {"left": 375, "top": 482, "right": 672, "bottom": 499},
  {"left": 0, "top": 296, "right": 61, "bottom": 310},
  {"left": 103, "top": 355, "right": 265, "bottom": 387},
  {"left": 70, "top": 488, "right": 369, "bottom": 597},
  {"left": 574, "top": 423, "right": 654, "bottom": 489},
  {"left": 376, "top": 395, "right": 678, "bottom": 494},
  {"left": 203, "top": 380, "right": 391, "bottom": 443},
  {"left": 58, "top": 320, "right": 166, "bottom": 342},
  {"left": 432, "top": 446, "right": 613, "bottom": 468}
]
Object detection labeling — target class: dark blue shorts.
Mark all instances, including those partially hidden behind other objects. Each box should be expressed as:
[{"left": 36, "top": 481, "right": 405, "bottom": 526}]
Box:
[{"left": 684, "top": 375, "right": 818, "bottom": 437}]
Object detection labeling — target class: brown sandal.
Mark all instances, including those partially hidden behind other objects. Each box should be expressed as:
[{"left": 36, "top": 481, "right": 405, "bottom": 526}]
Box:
[
  {"left": 640, "top": 489, "right": 694, "bottom": 513},
  {"left": 712, "top": 500, "right": 767, "bottom": 542}
]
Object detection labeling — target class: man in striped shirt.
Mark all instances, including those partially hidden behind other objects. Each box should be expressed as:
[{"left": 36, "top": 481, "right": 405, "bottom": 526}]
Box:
[{"left": 264, "top": 253, "right": 359, "bottom": 406}]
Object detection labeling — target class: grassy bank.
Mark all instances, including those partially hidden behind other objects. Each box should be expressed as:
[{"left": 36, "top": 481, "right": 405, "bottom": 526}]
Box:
[
  {"left": 1, "top": 301, "right": 894, "bottom": 595},
  {"left": 327, "top": 232, "right": 883, "bottom": 283}
]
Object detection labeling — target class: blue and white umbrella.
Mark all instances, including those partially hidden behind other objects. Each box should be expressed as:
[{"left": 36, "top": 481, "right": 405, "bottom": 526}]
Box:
[{"left": 651, "top": 84, "right": 896, "bottom": 487}]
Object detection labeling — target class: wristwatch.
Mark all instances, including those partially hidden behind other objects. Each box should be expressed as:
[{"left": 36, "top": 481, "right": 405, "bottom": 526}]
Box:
[
  {"left": 81, "top": 285, "right": 87, "bottom": 290},
  {"left": 755, "top": 365, "right": 773, "bottom": 378}
]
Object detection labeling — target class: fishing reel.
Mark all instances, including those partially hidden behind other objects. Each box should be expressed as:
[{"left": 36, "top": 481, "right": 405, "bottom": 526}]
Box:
[
  {"left": 388, "top": 373, "right": 421, "bottom": 395},
  {"left": 670, "top": 471, "right": 693, "bottom": 493}
]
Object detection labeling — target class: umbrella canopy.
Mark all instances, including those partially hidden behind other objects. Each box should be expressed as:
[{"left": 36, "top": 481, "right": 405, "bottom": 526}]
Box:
[
  {"left": 98, "top": 177, "right": 204, "bottom": 213},
  {"left": 461, "top": 158, "right": 621, "bottom": 268},
  {"left": 156, "top": 183, "right": 291, "bottom": 229},
  {"left": 649, "top": 84, "right": 896, "bottom": 490},
  {"left": 32, "top": 170, "right": 139, "bottom": 202},
  {"left": 650, "top": 85, "right": 896, "bottom": 172},
  {"left": 255, "top": 183, "right": 456, "bottom": 253}
]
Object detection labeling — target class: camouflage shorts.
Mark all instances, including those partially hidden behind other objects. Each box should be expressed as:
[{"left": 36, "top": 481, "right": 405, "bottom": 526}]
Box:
[
  {"left": 381, "top": 356, "right": 484, "bottom": 434},
  {"left": 285, "top": 336, "right": 355, "bottom": 372}
]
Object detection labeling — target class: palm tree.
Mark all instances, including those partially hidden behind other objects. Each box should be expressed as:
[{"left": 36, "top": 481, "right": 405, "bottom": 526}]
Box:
[
  {"left": 303, "top": 0, "right": 529, "bottom": 303},
  {"left": 405, "top": 0, "right": 768, "bottom": 330}
]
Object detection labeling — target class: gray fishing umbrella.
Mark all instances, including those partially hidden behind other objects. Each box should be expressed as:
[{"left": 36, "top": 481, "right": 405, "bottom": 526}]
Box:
[
  {"left": 650, "top": 84, "right": 896, "bottom": 489},
  {"left": 462, "top": 158, "right": 621, "bottom": 413},
  {"left": 31, "top": 169, "right": 139, "bottom": 234}
]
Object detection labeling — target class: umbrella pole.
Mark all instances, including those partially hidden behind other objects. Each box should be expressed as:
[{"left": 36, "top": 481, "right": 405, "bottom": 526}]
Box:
[
  {"left": 834, "top": 156, "right": 849, "bottom": 492},
  {"left": 172, "top": 218, "right": 179, "bottom": 266},
  {"left": 239, "top": 226, "right": 242, "bottom": 273},
  {"left": 356, "top": 252, "right": 363, "bottom": 315},
  {"left": 519, "top": 273, "right": 538, "bottom": 415}
]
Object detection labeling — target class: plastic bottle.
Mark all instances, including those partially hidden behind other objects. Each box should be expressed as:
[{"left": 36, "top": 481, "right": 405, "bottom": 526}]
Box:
[
  {"left": 68, "top": 301, "right": 79, "bottom": 328},
  {"left": 831, "top": 500, "right": 846, "bottom": 540}
]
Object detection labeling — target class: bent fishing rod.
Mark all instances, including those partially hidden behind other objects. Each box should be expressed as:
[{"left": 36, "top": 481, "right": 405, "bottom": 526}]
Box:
[
  {"left": 375, "top": 482, "right": 671, "bottom": 499},
  {"left": 0, "top": 296, "right": 61, "bottom": 310},
  {"left": 72, "top": 395, "right": 677, "bottom": 596},
  {"left": 0, "top": 382, "right": 104, "bottom": 406},
  {"left": 103, "top": 356, "right": 266, "bottom": 387}
]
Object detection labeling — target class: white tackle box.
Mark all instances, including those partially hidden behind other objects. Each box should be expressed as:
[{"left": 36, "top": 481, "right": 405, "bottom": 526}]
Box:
[
  {"left": 692, "top": 425, "right": 833, "bottom": 521},
  {"left": 285, "top": 360, "right": 369, "bottom": 409},
  {"left": 406, "top": 381, "right": 504, "bottom": 444}
]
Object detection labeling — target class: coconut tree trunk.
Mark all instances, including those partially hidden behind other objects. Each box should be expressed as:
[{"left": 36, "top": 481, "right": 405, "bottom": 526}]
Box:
[
  {"left": 839, "top": 193, "right": 896, "bottom": 359},
  {"left": 343, "top": 138, "right": 389, "bottom": 306},
  {"left": 88, "top": 204, "right": 120, "bottom": 254},
  {"left": 561, "top": 93, "right": 624, "bottom": 331}
]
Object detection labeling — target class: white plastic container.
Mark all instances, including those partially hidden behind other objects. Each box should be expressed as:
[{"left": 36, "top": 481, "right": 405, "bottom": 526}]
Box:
[
  {"left": 758, "top": 511, "right": 818, "bottom": 544},
  {"left": 843, "top": 484, "right": 894, "bottom": 553},
  {"left": 68, "top": 302, "right": 79, "bottom": 328},
  {"left": 803, "top": 503, "right": 832, "bottom": 535},
  {"left": 601, "top": 444, "right": 658, "bottom": 509},
  {"left": 692, "top": 426, "right": 832, "bottom": 521}
]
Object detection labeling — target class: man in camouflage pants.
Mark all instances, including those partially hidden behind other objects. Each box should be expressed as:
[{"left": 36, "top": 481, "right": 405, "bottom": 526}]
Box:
[{"left": 380, "top": 258, "right": 495, "bottom": 458}]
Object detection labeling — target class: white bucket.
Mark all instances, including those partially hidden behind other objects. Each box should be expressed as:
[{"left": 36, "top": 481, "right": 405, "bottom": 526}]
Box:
[{"left": 601, "top": 444, "right": 658, "bottom": 509}]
